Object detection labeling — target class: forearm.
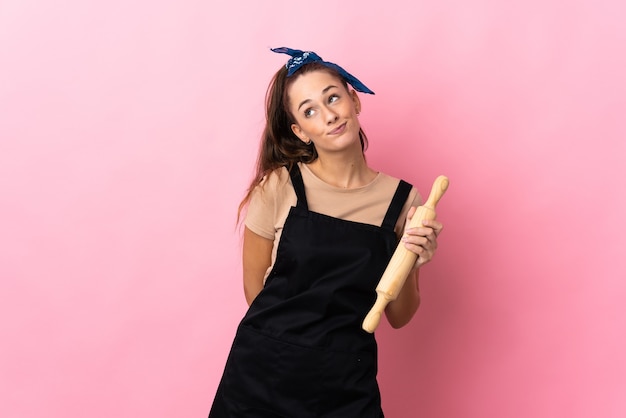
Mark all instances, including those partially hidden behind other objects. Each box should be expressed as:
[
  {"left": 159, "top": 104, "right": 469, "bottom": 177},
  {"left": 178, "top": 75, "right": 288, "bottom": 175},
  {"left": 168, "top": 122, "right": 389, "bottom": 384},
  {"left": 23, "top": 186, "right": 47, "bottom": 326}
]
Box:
[
  {"left": 384, "top": 267, "right": 421, "bottom": 329},
  {"left": 244, "top": 278, "right": 264, "bottom": 306}
]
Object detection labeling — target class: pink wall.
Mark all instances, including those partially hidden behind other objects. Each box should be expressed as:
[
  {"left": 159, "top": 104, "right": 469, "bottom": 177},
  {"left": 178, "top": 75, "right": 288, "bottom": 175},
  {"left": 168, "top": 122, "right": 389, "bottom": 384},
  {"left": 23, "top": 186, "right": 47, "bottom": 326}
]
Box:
[{"left": 1, "top": 1, "right": 624, "bottom": 417}]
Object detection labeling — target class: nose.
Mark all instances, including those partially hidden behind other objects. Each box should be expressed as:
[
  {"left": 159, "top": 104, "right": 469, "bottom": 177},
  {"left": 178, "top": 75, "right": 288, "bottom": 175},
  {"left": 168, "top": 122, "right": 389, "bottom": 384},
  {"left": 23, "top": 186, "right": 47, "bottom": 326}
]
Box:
[{"left": 324, "top": 107, "right": 339, "bottom": 125}]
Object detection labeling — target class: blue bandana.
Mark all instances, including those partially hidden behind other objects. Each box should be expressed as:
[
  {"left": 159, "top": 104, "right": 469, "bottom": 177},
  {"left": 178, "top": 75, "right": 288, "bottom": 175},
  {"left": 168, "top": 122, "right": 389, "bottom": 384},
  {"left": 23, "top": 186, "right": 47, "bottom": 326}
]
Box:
[{"left": 271, "top": 47, "right": 375, "bottom": 95}]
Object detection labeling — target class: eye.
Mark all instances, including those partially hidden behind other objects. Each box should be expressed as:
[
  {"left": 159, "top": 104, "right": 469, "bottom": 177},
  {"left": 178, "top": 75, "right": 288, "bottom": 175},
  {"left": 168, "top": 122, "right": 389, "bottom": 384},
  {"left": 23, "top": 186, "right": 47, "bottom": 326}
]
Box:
[
  {"left": 328, "top": 94, "right": 340, "bottom": 104},
  {"left": 304, "top": 108, "right": 316, "bottom": 118}
]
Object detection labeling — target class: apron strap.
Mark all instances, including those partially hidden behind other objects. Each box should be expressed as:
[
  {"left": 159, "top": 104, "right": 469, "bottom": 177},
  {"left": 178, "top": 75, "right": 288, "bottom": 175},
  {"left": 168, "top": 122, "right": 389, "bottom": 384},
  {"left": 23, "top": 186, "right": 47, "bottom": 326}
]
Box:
[
  {"left": 381, "top": 180, "right": 412, "bottom": 231},
  {"left": 288, "top": 163, "right": 308, "bottom": 209}
]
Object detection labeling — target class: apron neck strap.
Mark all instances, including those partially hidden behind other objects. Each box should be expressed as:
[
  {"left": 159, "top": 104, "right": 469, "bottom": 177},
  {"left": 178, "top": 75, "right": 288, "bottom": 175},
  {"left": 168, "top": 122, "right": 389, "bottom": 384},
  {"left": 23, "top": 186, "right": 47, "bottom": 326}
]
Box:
[{"left": 288, "top": 163, "right": 309, "bottom": 210}]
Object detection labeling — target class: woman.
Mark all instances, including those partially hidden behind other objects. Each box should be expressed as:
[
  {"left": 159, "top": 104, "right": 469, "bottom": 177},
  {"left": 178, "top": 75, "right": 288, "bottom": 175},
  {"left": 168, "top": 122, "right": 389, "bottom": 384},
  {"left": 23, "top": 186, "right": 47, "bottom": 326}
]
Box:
[{"left": 209, "top": 47, "right": 443, "bottom": 417}]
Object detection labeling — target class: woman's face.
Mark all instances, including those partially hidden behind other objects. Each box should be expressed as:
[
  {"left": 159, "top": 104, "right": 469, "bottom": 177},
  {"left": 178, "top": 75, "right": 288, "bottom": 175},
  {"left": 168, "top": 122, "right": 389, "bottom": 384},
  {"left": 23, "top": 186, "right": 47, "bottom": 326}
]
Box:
[{"left": 287, "top": 70, "right": 362, "bottom": 154}]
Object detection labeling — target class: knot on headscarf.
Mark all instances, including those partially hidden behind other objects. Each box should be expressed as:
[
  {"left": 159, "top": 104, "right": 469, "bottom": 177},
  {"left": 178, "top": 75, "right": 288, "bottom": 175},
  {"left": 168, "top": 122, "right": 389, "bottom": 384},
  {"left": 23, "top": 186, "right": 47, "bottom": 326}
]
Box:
[{"left": 271, "top": 47, "right": 375, "bottom": 95}]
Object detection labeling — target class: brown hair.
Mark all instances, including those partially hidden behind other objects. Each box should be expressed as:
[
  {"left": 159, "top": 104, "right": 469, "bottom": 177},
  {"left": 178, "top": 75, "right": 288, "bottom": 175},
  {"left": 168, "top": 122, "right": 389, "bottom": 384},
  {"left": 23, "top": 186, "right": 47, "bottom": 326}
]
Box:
[{"left": 237, "top": 62, "right": 369, "bottom": 223}]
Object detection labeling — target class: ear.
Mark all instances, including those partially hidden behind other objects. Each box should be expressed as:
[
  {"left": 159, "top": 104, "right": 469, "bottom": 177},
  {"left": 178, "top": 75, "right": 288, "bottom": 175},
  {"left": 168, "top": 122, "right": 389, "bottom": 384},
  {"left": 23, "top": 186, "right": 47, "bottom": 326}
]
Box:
[
  {"left": 291, "top": 123, "right": 310, "bottom": 144},
  {"left": 350, "top": 90, "right": 362, "bottom": 114}
]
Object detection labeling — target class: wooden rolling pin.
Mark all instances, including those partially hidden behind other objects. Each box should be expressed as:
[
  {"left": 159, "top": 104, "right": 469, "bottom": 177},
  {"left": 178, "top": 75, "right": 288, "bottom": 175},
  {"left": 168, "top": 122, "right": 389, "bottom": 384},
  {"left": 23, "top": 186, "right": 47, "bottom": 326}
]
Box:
[{"left": 362, "top": 175, "right": 449, "bottom": 333}]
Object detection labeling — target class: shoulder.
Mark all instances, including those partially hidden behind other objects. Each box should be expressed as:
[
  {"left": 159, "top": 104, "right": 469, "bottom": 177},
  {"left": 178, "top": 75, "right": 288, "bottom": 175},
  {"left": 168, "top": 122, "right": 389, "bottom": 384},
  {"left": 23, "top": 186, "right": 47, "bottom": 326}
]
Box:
[
  {"left": 376, "top": 172, "right": 421, "bottom": 204},
  {"left": 253, "top": 166, "right": 292, "bottom": 201},
  {"left": 262, "top": 166, "right": 290, "bottom": 187},
  {"left": 376, "top": 171, "right": 422, "bottom": 236}
]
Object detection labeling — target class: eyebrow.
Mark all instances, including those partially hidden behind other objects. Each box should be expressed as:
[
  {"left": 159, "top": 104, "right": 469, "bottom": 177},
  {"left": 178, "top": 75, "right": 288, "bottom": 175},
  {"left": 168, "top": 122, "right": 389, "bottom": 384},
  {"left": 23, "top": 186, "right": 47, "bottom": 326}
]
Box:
[{"left": 297, "top": 85, "right": 339, "bottom": 111}]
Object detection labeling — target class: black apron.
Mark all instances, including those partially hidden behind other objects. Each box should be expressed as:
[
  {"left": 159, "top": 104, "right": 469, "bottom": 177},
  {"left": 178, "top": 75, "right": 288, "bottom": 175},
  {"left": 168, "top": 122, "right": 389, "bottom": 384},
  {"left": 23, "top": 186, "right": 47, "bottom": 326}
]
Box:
[{"left": 210, "top": 165, "right": 412, "bottom": 418}]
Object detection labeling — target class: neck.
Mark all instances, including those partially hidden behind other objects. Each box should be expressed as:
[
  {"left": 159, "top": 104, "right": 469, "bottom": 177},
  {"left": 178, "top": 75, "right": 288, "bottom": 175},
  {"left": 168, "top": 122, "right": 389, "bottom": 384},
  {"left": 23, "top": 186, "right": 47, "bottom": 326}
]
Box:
[{"left": 307, "top": 152, "right": 376, "bottom": 189}]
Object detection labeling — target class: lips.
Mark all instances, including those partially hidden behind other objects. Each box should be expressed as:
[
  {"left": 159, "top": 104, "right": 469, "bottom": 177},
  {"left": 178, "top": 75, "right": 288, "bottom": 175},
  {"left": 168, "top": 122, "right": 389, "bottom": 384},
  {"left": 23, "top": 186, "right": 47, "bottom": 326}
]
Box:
[{"left": 329, "top": 122, "right": 347, "bottom": 135}]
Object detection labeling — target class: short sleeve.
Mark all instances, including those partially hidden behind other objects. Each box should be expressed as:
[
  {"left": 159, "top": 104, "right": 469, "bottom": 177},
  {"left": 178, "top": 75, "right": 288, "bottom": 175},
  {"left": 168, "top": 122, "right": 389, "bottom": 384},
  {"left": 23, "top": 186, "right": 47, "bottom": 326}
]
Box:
[{"left": 244, "top": 168, "right": 291, "bottom": 240}]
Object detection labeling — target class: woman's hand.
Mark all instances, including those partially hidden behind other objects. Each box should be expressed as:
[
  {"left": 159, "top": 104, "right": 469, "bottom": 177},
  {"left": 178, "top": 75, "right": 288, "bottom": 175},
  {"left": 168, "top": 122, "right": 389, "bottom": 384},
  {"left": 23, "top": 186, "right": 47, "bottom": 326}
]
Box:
[{"left": 401, "top": 207, "right": 444, "bottom": 269}]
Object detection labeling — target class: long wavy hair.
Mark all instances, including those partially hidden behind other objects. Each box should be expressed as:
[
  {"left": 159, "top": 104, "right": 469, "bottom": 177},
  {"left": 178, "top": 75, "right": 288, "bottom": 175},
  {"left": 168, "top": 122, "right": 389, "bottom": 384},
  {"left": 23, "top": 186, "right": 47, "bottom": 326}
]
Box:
[{"left": 237, "top": 62, "right": 369, "bottom": 223}]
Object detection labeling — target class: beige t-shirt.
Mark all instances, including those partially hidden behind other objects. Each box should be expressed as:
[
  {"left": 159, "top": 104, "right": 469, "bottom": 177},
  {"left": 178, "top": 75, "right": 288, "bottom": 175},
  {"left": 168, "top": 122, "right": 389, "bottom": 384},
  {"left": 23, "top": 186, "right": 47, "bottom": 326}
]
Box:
[{"left": 245, "top": 162, "right": 421, "bottom": 280}]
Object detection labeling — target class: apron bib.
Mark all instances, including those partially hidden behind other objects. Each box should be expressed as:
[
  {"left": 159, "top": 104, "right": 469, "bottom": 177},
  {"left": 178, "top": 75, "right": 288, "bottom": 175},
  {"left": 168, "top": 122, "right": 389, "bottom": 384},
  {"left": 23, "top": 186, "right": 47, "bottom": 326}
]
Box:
[{"left": 210, "top": 165, "right": 412, "bottom": 417}]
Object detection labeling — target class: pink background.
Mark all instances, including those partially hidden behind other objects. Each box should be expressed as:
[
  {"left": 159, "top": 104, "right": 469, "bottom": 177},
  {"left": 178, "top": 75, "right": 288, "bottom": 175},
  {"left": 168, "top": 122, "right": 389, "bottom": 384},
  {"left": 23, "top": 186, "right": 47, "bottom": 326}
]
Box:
[{"left": 1, "top": 1, "right": 625, "bottom": 417}]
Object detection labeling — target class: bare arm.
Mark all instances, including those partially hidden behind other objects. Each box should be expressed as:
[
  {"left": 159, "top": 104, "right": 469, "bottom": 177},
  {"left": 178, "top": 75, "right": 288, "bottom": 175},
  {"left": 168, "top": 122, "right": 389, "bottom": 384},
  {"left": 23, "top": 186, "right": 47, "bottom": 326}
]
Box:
[
  {"left": 242, "top": 226, "right": 274, "bottom": 306},
  {"left": 384, "top": 267, "right": 421, "bottom": 329}
]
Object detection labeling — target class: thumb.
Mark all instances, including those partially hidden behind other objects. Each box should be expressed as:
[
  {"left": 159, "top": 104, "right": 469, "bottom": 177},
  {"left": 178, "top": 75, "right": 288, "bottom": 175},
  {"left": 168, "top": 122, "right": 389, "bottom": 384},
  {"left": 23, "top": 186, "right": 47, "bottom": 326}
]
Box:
[{"left": 405, "top": 206, "right": 417, "bottom": 226}]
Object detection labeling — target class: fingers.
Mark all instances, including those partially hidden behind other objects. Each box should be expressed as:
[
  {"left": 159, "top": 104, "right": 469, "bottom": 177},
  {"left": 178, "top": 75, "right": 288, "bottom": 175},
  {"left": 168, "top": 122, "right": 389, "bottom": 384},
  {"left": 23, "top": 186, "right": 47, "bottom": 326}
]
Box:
[
  {"left": 405, "top": 208, "right": 443, "bottom": 235},
  {"left": 422, "top": 219, "right": 444, "bottom": 237},
  {"left": 401, "top": 219, "right": 444, "bottom": 267}
]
